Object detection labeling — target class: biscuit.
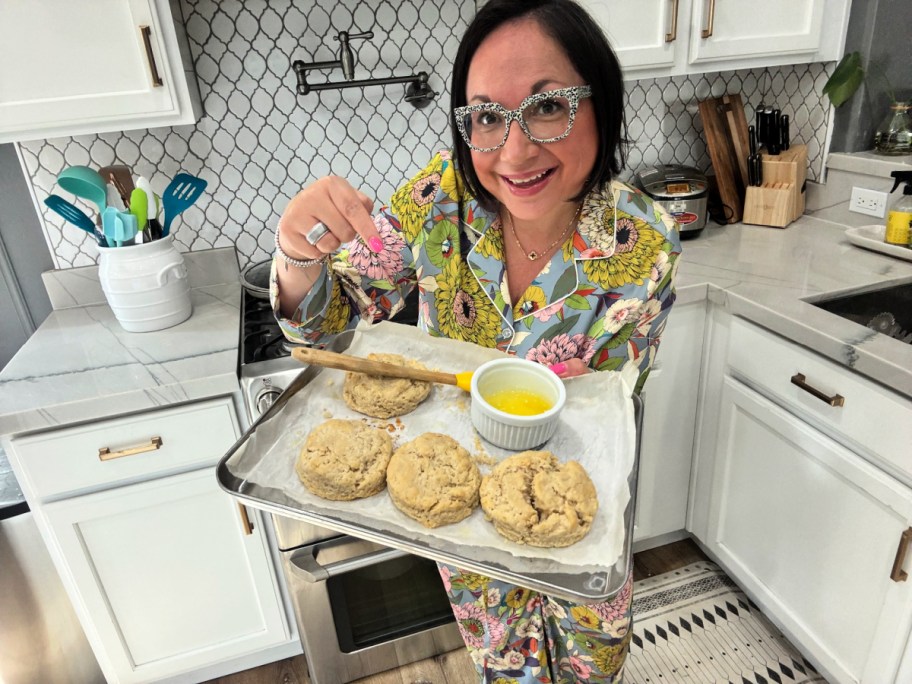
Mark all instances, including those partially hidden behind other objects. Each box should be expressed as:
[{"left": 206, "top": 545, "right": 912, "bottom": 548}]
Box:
[
  {"left": 296, "top": 419, "right": 393, "bottom": 501},
  {"left": 480, "top": 451, "right": 598, "bottom": 547},
  {"left": 386, "top": 433, "right": 481, "bottom": 528},
  {"left": 342, "top": 353, "right": 432, "bottom": 419}
]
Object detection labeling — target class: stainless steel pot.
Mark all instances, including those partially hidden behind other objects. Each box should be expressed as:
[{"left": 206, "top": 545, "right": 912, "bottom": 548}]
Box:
[
  {"left": 634, "top": 164, "right": 709, "bottom": 236},
  {"left": 240, "top": 259, "right": 271, "bottom": 299}
]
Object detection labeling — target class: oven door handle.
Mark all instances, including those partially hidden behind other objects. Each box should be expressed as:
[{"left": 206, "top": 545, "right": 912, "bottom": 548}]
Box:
[{"left": 289, "top": 545, "right": 409, "bottom": 582}]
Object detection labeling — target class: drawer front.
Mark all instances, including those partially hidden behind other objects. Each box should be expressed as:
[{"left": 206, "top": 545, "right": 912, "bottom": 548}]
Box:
[
  {"left": 727, "top": 317, "right": 912, "bottom": 475},
  {"left": 12, "top": 397, "right": 240, "bottom": 500}
]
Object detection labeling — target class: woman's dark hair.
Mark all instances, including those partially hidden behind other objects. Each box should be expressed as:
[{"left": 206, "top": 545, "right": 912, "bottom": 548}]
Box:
[{"left": 451, "top": 0, "right": 628, "bottom": 211}]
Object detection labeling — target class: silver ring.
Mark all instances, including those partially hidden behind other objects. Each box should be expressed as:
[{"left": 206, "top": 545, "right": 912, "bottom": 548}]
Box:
[{"left": 305, "top": 221, "right": 330, "bottom": 245}]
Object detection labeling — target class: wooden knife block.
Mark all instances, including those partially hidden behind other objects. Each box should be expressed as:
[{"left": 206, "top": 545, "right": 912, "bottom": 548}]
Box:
[{"left": 743, "top": 144, "right": 807, "bottom": 228}]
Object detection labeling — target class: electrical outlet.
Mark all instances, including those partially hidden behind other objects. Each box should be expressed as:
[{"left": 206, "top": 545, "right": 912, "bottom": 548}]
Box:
[{"left": 850, "top": 187, "right": 888, "bottom": 218}]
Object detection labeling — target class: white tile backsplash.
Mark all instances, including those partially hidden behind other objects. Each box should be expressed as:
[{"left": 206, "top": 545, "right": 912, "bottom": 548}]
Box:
[{"left": 17, "top": 0, "right": 835, "bottom": 270}]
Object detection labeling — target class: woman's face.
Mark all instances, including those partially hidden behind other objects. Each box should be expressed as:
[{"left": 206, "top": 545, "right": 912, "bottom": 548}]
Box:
[{"left": 465, "top": 18, "right": 598, "bottom": 224}]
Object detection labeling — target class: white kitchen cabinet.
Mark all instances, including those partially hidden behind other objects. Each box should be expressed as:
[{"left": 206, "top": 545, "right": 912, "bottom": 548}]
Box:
[
  {"left": 704, "top": 377, "right": 912, "bottom": 684},
  {"left": 634, "top": 300, "right": 706, "bottom": 547},
  {"left": 578, "top": 0, "right": 678, "bottom": 73},
  {"left": 691, "top": 315, "right": 912, "bottom": 684},
  {"left": 7, "top": 397, "right": 295, "bottom": 684},
  {"left": 43, "top": 470, "right": 288, "bottom": 683},
  {"left": 0, "top": 0, "right": 201, "bottom": 143},
  {"left": 578, "top": 0, "right": 851, "bottom": 81}
]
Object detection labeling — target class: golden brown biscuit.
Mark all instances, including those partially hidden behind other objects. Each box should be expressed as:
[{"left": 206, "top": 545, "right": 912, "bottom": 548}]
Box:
[
  {"left": 342, "top": 353, "right": 432, "bottom": 419},
  {"left": 296, "top": 419, "right": 393, "bottom": 500},
  {"left": 386, "top": 433, "right": 481, "bottom": 528},
  {"left": 480, "top": 451, "right": 598, "bottom": 547}
]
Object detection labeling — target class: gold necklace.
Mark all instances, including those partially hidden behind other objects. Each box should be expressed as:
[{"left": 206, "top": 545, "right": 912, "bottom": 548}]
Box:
[{"left": 505, "top": 204, "right": 582, "bottom": 261}]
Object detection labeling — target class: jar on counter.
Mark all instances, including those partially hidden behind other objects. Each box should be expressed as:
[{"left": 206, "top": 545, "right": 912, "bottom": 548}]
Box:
[{"left": 874, "top": 102, "right": 912, "bottom": 156}]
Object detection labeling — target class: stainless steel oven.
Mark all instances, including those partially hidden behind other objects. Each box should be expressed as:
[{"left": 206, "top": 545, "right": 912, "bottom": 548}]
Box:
[{"left": 238, "top": 292, "right": 462, "bottom": 684}]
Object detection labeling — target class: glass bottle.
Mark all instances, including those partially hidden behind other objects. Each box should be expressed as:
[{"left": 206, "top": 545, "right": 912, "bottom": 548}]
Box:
[{"left": 874, "top": 102, "right": 912, "bottom": 156}]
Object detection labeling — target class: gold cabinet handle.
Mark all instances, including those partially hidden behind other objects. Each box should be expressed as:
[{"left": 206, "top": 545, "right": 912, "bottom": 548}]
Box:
[
  {"left": 139, "top": 25, "right": 164, "bottom": 87},
  {"left": 789, "top": 373, "right": 845, "bottom": 407},
  {"left": 665, "top": 0, "right": 680, "bottom": 42},
  {"left": 98, "top": 436, "right": 163, "bottom": 461},
  {"left": 238, "top": 504, "right": 254, "bottom": 536},
  {"left": 701, "top": 0, "right": 716, "bottom": 38},
  {"left": 891, "top": 528, "right": 912, "bottom": 582}
]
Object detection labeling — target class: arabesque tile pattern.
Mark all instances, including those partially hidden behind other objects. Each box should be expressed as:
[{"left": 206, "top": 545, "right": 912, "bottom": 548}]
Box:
[{"left": 17, "top": 0, "right": 833, "bottom": 269}]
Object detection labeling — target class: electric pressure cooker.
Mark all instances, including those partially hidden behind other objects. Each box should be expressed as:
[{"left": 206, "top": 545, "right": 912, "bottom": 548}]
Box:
[{"left": 634, "top": 164, "right": 708, "bottom": 236}]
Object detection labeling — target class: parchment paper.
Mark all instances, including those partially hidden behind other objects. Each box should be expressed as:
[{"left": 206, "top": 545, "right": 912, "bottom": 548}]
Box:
[{"left": 230, "top": 321, "right": 637, "bottom": 569}]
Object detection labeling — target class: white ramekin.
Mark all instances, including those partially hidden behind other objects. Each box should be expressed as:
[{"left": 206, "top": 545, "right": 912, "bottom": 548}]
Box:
[{"left": 470, "top": 358, "right": 566, "bottom": 450}]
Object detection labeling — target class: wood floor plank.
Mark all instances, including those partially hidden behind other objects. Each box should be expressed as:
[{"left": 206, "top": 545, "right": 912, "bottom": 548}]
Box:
[
  {"left": 206, "top": 654, "right": 311, "bottom": 684},
  {"left": 435, "top": 648, "right": 476, "bottom": 684},
  {"left": 632, "top": 538, "right": 706, "bottom": 580}
]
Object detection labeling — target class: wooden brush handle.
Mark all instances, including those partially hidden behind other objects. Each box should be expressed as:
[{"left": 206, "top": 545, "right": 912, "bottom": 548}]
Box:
[{"left": 291, "top": 347, "right": 457, "bottom": 386}]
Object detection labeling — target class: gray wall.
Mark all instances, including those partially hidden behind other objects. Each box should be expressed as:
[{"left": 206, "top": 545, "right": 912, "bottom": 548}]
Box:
[
  {"left": 0, "top": 144, "right": 52, "bottom": 370},
  {"left": 829, "top": 0, "right": 912, "bottom": 153}
]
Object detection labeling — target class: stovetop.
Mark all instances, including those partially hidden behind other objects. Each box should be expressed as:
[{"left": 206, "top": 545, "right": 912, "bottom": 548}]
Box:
[
  {"left": 238, "top": 288, "right": 422, "bottom": 422},
  {"left": 241, "top": 293, "right": 304, "bottom": 367}
]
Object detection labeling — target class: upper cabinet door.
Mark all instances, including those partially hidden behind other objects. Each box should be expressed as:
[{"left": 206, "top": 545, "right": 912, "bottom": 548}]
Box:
[
  {"left": 577, "top": 0, "right": 680, "bottom": 72},
  {"left": 584, "top": 0, "right": 850, "bottom": 81},
  {"left": 0, "top": 0, "right": 200, "bottom": 143},
  {"left": 688, "top": 0, "right": 826, "bottom": 65}
]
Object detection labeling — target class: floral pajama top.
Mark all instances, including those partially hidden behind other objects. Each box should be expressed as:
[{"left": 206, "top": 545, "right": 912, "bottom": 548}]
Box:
[{"left": 272, "top": 151, "right": 681, "bottom": 682}]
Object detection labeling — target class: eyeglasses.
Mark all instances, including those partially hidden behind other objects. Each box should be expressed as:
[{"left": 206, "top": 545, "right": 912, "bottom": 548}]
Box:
[{"left": 454, "top": 85, "right": 592, "bottom": 152}]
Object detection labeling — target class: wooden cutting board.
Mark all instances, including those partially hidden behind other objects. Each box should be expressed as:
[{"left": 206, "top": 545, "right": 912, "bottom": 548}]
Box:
[{"left": 699, "top": 93, "right": 751, "bottom": 223}]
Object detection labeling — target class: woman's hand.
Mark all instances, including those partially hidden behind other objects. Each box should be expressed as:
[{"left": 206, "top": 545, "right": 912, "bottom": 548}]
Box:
[
  {"left": 277, "top": 176, "right": 383, "bottom": 262},
  {"left": 274, "top": 177, "right": 383, "bottom": 317},
  {"left": 548, "top": 358, "right": 592, "bottom": 378}
]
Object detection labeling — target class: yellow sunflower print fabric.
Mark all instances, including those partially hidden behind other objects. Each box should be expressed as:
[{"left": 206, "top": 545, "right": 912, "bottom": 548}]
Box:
[{"left": 273, "top": 150, "right": 680, "bottom": 393}]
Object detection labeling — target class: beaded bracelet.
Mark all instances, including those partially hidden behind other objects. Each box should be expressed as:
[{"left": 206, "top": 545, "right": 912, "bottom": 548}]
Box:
[{"left": 274, "top": 223, "right": 328, "bottom": 270}]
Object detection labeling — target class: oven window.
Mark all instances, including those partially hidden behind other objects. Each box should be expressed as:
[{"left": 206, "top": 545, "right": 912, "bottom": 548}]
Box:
[{"left": 327, "top": 553, "right": 455, "bottom": 652}]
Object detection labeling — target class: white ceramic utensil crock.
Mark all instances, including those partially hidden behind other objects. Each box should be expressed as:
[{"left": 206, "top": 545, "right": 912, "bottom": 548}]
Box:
[
  {"left": 97, "top": 234, "right": 192, "bottom": 332},
  {"left": 470, "top": 357, "right": 566, "bottom": 450}
]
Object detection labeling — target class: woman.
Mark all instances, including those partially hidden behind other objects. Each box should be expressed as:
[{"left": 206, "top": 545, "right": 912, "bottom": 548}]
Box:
[{"left": 272, "top": 0, "right": 681, "bottom": 680}]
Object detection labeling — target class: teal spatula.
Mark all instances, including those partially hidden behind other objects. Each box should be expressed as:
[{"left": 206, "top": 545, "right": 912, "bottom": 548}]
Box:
[{"left": 161, "top": 173, "right": 207, "bottom": 237}]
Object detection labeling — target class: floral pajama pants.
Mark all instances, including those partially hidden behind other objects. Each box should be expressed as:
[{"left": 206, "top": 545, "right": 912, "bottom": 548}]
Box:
[{"left": 439, "top": 565, "right": 632, "bottom": 683}]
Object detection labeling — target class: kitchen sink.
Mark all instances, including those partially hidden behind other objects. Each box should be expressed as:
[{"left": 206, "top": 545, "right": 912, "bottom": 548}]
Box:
[{"left": 810, "top": 281, "right": 912, "bottom": 343}]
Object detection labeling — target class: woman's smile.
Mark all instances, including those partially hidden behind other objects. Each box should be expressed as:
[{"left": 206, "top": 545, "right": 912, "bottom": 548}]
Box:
[{"left": 501, "top": 167, "right": 557, "bottom": 194}]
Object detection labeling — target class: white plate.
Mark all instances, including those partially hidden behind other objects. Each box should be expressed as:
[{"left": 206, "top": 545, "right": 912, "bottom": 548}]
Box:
[{"left": 845, "top": 224, "right": 912, "bottom": 262}]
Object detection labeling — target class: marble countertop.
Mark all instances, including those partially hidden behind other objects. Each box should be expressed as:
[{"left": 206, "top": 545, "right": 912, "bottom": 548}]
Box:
[
  {"left": 1, "top": 219, "right": 911, "bottom": 448},
  {"left": 676, "top": 215, "right": 912, "bottom": 396},
  {"left": 0, "top": 248, "right": 243, "bottom": 439}
]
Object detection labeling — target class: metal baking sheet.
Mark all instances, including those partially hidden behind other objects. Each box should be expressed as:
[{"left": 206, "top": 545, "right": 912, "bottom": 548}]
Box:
[{"left": 217, "top": 329, "right": 642, "bottom": 602}]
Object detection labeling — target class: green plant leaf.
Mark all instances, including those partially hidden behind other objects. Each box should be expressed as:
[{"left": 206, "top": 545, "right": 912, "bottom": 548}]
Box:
[{"left": 823, "top": 52, "right": 865, "bottom": 107}]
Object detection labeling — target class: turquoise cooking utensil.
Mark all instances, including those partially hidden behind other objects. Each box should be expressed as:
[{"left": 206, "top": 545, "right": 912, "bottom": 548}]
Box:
[
  {"left": 118, "top": 211, "right": 139, "bottom": 246},
  {"left": 57, "top": 166, "right": 107, "bottom": 214},
  {"left": 102, "top": 207, "right": 121, "bottom": 247},
  {"left": 161, "top": 173, "right": 207, "bottom": 237},
  {"left": 102, "top": 208, "right": 137, "bottom": 247},
  {"left": 44, "top": 195, "right": 108, "bottom": 247}
]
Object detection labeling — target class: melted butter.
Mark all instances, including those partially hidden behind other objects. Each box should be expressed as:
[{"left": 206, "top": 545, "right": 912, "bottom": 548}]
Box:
[{"left": 483, "top": 388, "right": 552, "bottom": 416}]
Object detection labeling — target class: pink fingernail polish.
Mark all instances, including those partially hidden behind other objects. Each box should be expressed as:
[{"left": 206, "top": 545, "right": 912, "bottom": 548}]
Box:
[
  {"left": 368, "top": 236, "right": 383, "bottom": 253},
  {"left": 549, "top": 362, "right": 567, "bottom": 375}
]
